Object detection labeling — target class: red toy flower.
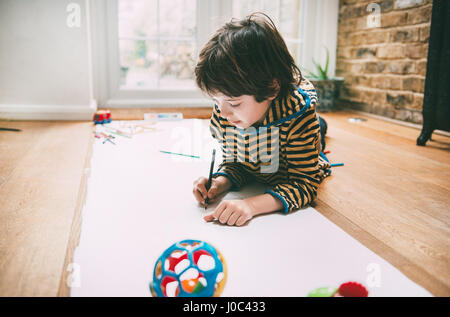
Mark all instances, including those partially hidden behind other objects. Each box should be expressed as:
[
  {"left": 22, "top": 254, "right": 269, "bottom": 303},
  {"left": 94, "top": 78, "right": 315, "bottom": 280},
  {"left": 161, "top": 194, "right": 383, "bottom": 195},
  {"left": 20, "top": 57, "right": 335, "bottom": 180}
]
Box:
[{"left": 337, "top": 282, "right": 368, "bottom": 297}]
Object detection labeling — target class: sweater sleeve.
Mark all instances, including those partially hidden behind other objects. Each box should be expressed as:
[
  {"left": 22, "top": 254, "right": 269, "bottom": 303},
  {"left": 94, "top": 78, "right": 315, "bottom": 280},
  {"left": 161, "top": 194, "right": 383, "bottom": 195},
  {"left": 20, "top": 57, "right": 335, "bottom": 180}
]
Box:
[
  {"left": 209, "top": 104, "right": 251, "bottom": 191},
  {"left": 265, "top": 109, "right": 324, "bottom": 213}
]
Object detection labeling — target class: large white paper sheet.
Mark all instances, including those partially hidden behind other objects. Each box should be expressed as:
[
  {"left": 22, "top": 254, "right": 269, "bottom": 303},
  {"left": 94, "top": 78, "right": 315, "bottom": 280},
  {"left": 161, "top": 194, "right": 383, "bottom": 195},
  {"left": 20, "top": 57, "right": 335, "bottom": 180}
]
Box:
[{"left": 71, "top": 120, "right": 432, "bottom": 297}]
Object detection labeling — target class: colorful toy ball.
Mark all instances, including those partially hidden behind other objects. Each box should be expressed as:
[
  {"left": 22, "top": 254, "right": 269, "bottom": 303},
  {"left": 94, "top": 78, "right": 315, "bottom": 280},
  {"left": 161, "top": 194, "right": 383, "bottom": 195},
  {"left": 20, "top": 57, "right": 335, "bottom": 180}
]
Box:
[{"left": 149, "top": 239, "right": 227, "bottom": 297}]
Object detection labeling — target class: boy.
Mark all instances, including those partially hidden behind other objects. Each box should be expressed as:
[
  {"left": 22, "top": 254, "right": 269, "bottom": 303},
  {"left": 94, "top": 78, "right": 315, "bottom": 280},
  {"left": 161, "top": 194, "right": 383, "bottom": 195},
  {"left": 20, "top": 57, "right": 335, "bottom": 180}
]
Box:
[{"left": 192, "top": 13, "right": 330, "bottom": 226}]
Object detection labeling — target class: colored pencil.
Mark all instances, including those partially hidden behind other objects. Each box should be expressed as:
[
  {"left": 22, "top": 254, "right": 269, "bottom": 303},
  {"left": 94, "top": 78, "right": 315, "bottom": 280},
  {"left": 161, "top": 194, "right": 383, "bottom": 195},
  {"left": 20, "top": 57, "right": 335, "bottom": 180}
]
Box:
[
  {"left": 0, "top": 127, "right": 21, "bottom": 131},
  {"left": 204, "top": 149, "right": 216, "bottom": 209},
  {"left": 159, "top": 151, "right": 200, "bottom": 159}
]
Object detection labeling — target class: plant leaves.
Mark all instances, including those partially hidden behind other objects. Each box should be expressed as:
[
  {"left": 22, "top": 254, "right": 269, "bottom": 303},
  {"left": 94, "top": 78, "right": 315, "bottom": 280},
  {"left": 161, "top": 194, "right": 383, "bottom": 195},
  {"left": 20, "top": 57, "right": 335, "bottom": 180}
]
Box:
[
  {"left": 323, "top": 46, "right": 330, "bottom": 80},
  {"left": 312, "top": 49, "right": 330, "bottom": 80}
]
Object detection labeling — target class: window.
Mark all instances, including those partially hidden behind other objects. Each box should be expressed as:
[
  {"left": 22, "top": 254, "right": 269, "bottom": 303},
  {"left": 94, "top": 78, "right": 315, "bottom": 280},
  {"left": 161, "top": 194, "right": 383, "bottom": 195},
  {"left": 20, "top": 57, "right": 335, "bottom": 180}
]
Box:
[
  {"left": 91, "top": 0, "right": 338, "bottom": 107},
  {"left": 232, "top": 0, "right": 306, "bottom": 70},
  {"left": 118, "top": 0, "right": 197, "bottom": 89}
]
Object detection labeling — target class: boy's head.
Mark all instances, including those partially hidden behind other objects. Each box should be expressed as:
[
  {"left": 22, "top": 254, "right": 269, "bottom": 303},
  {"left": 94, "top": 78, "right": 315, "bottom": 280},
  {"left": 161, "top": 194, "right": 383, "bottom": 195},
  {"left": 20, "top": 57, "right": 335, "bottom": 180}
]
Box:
[{"left": 195, "top": 13, "right": 302, "bottom": 128}]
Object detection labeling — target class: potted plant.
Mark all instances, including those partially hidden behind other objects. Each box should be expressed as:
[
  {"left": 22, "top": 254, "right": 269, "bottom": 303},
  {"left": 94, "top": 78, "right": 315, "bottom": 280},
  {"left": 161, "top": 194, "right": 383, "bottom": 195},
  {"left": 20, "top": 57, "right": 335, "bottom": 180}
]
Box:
[{"left": 304, "top": 47, "right": 344, "bottom": 112}]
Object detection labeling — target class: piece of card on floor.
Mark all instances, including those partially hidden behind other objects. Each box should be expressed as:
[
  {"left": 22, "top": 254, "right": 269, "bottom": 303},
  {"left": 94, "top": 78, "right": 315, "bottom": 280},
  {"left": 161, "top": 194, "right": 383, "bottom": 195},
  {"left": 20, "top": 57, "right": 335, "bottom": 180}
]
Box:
[{"left": 71, "top": 120, "right": 432, "bottom": 297}]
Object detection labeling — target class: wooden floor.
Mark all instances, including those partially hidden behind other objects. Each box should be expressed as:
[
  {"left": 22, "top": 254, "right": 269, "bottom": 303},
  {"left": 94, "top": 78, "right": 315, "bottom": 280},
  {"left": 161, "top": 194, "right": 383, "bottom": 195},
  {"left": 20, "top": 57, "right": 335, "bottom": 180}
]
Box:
[
  {"left": 0, "top": 110, "right": 449, "bottom": 296},
  {"left": 0, "top": 121, "right": 93, "bottom": 296}
]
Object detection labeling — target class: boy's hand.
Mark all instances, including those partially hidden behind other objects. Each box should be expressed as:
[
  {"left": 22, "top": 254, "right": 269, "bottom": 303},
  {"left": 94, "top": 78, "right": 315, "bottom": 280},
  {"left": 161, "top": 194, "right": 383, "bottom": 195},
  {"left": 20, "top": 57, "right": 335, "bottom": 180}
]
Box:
[
  {"left": 193, "top": 175, "right": 232, "bottom": 206},
  {"left": 203, "top": 199, "right": 255, "bottom": 226}
]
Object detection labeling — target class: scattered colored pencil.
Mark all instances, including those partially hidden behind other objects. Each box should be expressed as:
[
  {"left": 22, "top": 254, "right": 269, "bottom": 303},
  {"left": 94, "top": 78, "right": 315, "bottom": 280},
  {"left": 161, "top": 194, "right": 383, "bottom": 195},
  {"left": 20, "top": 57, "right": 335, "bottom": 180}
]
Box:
[
  {"left": 330, "top": 163, "right": 344, "bottom": 167},
  {"left": 103, "top": 126, "right": 132, "bottom": 138},
  {"left": 159, "top": 151, "right": 200, "bottom": 159},
  {"left": 0, "top": 127, "right": 21, "bottom": 131},
  {"left": 103, "top": 138, "right": 116, "bottom": 145}
]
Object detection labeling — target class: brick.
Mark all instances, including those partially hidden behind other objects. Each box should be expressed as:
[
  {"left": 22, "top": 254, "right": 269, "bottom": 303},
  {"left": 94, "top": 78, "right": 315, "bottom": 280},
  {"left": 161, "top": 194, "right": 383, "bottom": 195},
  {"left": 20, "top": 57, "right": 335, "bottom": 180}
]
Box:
[
  {"left": 358, "top": 89, "right": 387, "bottom": 105},
  {"left": 340, "top": 3, "right": 367, "bottom": 19},
  {"left": 394, "top": 0, "right": 424, "bottom": 9},
  {"left": 337, "top": 47, "right": 352, "bottom": 59},
  {"left": 354, "top": 47, "right": 377, "bottom": 58},
  {"left": 419, "top": 25, "right": 430, "bottom": 42},
  {"left": 354, "top": 16, "right": 368, "bottom": 30},
  {"left": 380, "top": 0, "right": 395, "bottom": 13},
  {"left": 348, "top": 62, "right": 365, "bottom": 73},
  {"left": 416, "top": 59, "right": 428, "bottom": 76},
  {"left": 365, "top": 61, "right": 387, "bottom": 73},
  {"left": 406, "top": 5, "right": 432, "bottom": 25},
  {"left": 382, "top": 11, "right": 408, "bottom": 27},
  {"left": 365, "top": 31, "right": 390, "bottom": 44},
  {"left": 388, "top": 61, "right": 416, "bottom": 74},
  {"left": 347, "top": 30, "right": 388, "bottom": 46},
  {"left": 387, "top": 91, "right": 414, "bottom": 108},
  {"left": 371, "top": 75, "right": 403, "bottom": 90},
  {"left": 341, "top": 0, "right": 369, "bottom": 5},
  {"left": 338, "top": 33, "right": 350, "bottom": 47},
  {"left": 377, "top": 45, "right": 405, "bottom": 59},
  {"left": 370, "top": 76, "right": 384, "bottom": 89},
  {"left": 394, "top": 108, "right": 422, "bottom": 123},
  {"left": 405, "top": 44, "right": 428, "bottom": 59},
  {"left": 411, "top": 93, "right": 424, "bottom": 110},
  {"left": 373, "top": 104, "right": 396, "bottom": 117},
  {"left": 335, "top": 59, "right": 345, "bottom": 71},
  {"left": 391, "top": 28, "right": 420, "bottom": 43},
  {"left": 336, "top": 69, "right": 345, "bottom": 77},
  {"left": 388, "top": 75, "right": 404, "bottom": 90},
  {"left": 353, "top": 75, "right": 371, "bottom": 86},
  {"left": 411, "top": 110, "right": 423, "bottom": 124},
  {"left": 403, "top": 76, "right": 425, "bottom": 93},
  {"left": 394, "top": 109, "right": 413, "bottom": 121},
  {"left": 350, "top": 33, "right": 365, "bottom": 45},
  {"left": 338, "top": 19, "right": 356, "bottom": 33},
  {"left": 340, "top": 85, "right": 363, "bottom": 102}
]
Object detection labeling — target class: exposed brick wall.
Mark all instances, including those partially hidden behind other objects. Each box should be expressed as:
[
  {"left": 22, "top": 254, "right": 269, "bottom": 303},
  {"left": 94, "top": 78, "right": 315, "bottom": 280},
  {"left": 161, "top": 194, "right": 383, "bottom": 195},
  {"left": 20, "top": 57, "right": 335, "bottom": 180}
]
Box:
[{"left": 336, "top": 0, "right": 432, "bottom": 123}]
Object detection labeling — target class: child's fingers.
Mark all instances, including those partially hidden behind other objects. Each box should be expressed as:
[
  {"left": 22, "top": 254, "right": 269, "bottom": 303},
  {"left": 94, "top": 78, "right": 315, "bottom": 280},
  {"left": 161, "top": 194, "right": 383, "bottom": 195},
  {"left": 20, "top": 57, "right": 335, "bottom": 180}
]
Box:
[
  {"left": 207, "top": 185, "right": 218, "bottom": 199},
  {"left": 236, "top": 215, "right": 248, "bottom": 227},
  {"left": 195, "top": 190, "right": 206, "bottom": 204},
  {"left": 204, "top": 202, "right": 227, "bottom": 222},
  {"left": 207, "top": 180, "right": 223, "bottom": 199},
  {"left": 204, "top": 212, "right": 215, "bottom": 222},
  {"left": 218, "top": 207, "right": 233, "bottom": 224},
  {"left": 193, "top": 184, "right": 207, "bottom": 203},
  {"left": 227, "top": 212, "right": 240, "bottom": 226}
]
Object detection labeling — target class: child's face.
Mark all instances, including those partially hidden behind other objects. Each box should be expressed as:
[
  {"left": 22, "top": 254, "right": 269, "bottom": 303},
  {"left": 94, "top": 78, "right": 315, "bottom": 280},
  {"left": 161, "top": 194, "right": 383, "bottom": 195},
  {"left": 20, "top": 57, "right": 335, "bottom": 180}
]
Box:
[{"left": 212, "top": 93, "right": 275, "bottom": 129}]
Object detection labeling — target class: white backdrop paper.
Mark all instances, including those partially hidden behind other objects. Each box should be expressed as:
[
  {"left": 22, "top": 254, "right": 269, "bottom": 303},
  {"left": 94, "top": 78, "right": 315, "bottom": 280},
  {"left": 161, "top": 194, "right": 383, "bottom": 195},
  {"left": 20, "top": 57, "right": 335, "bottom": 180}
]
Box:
[{"left": 71, "top": 119, "right": 432, "bottom": 297}]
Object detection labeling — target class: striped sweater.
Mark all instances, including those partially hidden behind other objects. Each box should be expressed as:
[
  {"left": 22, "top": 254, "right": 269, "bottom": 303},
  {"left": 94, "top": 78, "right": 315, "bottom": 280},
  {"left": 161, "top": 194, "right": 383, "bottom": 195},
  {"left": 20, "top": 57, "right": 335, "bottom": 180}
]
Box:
[{"left": 209, "top": 78, "right": 331, "bottom": 213}]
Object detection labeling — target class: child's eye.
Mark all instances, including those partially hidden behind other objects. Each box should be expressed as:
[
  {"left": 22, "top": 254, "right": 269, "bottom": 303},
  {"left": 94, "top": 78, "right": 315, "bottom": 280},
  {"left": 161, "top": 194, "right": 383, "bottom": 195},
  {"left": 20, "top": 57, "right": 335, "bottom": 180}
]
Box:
[{"left": 230, "top": 103, "right": 241, "bottom": 108}]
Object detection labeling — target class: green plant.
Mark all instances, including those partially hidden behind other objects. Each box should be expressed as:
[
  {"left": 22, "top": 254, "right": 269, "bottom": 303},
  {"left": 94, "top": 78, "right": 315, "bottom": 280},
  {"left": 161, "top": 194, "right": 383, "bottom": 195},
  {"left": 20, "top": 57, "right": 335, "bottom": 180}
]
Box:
[{"left": 306, "top": 46, "right": 330, "bottom": 80}]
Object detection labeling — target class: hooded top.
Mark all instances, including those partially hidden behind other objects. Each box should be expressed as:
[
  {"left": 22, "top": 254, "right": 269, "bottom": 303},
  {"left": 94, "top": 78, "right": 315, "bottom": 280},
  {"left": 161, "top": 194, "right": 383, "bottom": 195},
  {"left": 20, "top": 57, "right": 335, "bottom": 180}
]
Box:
[{"left": 209, "top": 77, "right": 331, "bottom": 213}]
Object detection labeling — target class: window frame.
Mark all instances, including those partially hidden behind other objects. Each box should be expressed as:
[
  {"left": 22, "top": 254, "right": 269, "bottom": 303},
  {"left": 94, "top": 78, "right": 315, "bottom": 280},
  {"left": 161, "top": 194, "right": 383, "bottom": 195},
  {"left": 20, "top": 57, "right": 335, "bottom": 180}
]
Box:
[{"left": 89, "top": 0, "right": 338, "bottom": 108}]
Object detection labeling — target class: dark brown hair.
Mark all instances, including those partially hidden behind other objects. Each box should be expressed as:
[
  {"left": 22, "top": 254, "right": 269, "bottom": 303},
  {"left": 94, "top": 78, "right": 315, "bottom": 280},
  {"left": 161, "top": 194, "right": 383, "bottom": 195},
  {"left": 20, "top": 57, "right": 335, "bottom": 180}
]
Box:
[{"left": 195, "top": 12, "right": 302, "bottom": 103}]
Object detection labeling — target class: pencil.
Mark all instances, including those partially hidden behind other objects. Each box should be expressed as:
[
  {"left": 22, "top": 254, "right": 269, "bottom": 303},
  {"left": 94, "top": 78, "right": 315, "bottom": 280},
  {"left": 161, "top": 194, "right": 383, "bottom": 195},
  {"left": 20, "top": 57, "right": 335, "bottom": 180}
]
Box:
[
  {"left": 159, "top": 151, "right": 200, "bottom": 159},
  {"left": 0, "top": 127, "right": 21, "bottom": 132},
  {"left": 204, "top": 149, "right": 216, "bottom": 210},
  {"left": 330, "top": 163, "right": 344, "bottom": 167}
]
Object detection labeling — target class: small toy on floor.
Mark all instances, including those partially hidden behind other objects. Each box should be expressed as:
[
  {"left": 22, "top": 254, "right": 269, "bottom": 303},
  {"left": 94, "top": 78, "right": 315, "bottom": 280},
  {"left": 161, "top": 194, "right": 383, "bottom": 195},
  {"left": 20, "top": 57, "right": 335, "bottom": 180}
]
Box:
[
  {"left": 150, "top": 239, "right": 227, "bottom": 297},
  {"left": 308, "top": 281, "right": 369, "bottom": 297},
  {"left": 93, "top": 110, "right": 112, "bottom": 124}
]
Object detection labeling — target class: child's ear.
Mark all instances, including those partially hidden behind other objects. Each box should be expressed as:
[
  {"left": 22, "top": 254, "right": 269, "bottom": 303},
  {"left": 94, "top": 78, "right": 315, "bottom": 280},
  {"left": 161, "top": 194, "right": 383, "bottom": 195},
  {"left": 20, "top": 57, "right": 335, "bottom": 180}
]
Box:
[{"left": 268, "top": 79, "right": 280, "bottom": 100}]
